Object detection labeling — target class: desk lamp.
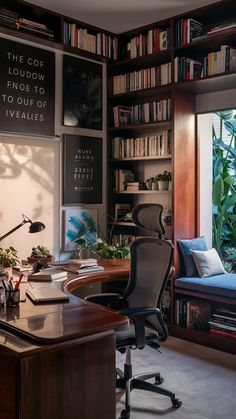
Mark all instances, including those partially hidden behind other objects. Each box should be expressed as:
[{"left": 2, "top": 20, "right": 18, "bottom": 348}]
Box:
[{"left": 0, "top": 214, "right": 45, "bottom": 242}]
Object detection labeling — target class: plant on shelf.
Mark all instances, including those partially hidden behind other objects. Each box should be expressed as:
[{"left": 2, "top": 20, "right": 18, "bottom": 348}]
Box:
[
  {"left": 155, "top": 171, "right": 171, "bottom": 191},
  {"left": 212, "top": 112, "right": 236, "bottom": 257},
  {"left": 0, "top": 247, "right": 19, "bottom": 267}
]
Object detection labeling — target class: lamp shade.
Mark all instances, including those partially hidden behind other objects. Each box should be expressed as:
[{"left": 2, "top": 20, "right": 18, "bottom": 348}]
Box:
[{"left": 29, "top": 221, "right": 45, "bottom": 233}]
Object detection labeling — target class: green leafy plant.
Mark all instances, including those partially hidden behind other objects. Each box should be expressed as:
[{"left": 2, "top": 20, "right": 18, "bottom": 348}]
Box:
[
  {"left": 31, "top": 245, "right": 51, "bottom": 258},
  {"left": 0, "top": 247, "right": 19, "bottom": 267},
  {"left": 155, "top": 171, "right": 172, "bottom": 181},
  {"left": 212, "top": 113, "right": 236, "bottom": 255},
  {"left": 94, "top": 216, "right": 130, "bottom": 259}
]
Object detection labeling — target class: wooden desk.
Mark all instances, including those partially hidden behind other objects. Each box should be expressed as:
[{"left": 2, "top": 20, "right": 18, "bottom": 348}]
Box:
[{"left": 0, "top": 259, "right": 130, "bottom": 419}]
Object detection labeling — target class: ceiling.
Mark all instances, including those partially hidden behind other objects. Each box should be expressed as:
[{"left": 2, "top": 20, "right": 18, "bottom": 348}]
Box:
[{"left": 27, "top": 0, "right": 219, "bottom": 33}]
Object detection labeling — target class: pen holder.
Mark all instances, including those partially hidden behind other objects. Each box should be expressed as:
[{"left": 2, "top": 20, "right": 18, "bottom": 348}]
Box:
[{"left": 6, "top": 289, "right": 20, "bottom": 307}]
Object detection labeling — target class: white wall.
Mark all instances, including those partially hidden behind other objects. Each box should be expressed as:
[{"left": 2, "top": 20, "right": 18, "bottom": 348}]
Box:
[{"left": 0, "top": 33, "right": 107, "bottom": 262}]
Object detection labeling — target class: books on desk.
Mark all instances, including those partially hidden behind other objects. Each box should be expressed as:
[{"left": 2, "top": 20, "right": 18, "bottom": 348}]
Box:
[
  {"left": 68, "top": 258, "right": 98, "bottom": 268},
  {"left": 28, "top": 268, "right": 68, "bottom": 282},
  {"left": 26, "top": 285, "right": 69, "bottom": 304},
  {"left": 76, "top": 265, "right": 105, "bottom": 274}
]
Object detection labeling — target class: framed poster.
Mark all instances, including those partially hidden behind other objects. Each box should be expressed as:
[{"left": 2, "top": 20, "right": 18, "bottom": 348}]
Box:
[
  {"left": 63, "top": 134, "right": 102, "bottom": 204},
  {"left": 0, "top": 38, "right": 55, "bottom": 136},
  {"left": 63, "top": 208, "right": 97, "bottom": 251},
  {"left": 63, "top": 54, "right": 102, "bottom": 130}
]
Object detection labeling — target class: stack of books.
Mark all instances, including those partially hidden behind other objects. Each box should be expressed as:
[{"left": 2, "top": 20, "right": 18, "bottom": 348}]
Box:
[
  {"left": 16, "top": 18, "right": 54, "bottom": 40},
  {"left": 0, "top": 9, "right": 18, "bottom": 29},
  {"left": 67, "top": 258, "right": 104, "bottom": 274},
  {"left": 207, "top": 21, "right": 236, "bottom": 37},
  {"left": 28, "top": 268, "right": 68, "bottom": 282},
  {"left": 209, "top": 307, "right": 236, "bottom": 339}
]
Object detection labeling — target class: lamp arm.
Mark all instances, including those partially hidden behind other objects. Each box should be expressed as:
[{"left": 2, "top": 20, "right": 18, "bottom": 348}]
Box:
[{"left": 0, "top": 219, "right": 30, "bottom": 242}]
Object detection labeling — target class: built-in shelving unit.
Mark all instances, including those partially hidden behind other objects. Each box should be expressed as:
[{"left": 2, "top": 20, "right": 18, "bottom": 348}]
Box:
[{"left": 0, "top": 0, "right": 236, "bottom": 354}]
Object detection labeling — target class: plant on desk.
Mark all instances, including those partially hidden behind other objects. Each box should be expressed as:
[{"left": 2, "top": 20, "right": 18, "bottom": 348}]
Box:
[
  {"left": 28, "top": 245, "right": 53, "bottom": 264},
  {"left": 67, "top": 211, "right": 97, "bottom": 259},
  {"left": 95, "top": 215, "right": 130, "bottom": 259},
  {"left": 0, "top": 246, "right": 19, "bottom": 267}
]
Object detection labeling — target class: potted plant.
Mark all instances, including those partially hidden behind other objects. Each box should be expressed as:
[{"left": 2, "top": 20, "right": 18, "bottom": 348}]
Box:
[
  {"left": 28, "top": 245, "right": 53, "bottom": 264},
  {"left": 156, "top": 171, "right": 172, "bottom": 191},
  {"left": 0, "top": 247, "right": 19, "bottom": 268},
  {"left": 94, "top": 216, "right": 130, "bottom": 259}
]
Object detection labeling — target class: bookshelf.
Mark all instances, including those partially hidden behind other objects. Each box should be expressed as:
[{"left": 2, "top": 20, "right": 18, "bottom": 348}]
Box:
[
  {"left": 0, "top": 0, "right": 235, "bottom": 353},
  {"left": 106, "top": 0, "right": 236, "bottom": 354}
]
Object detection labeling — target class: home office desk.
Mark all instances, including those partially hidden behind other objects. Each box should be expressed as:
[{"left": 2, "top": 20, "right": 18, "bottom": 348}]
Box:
[{"left": 0, "top": 259, "right": 130, "bottom": 419}]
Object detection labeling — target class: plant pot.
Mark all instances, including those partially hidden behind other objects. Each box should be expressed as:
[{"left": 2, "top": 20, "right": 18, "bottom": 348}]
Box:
[
  {"left": 158, "top": 181, "right": 169, "bottom": 191},
  {"left": 78, "top": 248, "right": 91, "bottom": 259},
  {"left": 28, "top": 256, "right": 54, "bottom": 264},
  {"left": 145, "top": 180, "right": 152, "bottom": 190},
  {"left": 151, "top": 182, "right": 158, "bottom": 190},
  {"left": 169, "top": 181, "right": 172, "bottom": 191}
]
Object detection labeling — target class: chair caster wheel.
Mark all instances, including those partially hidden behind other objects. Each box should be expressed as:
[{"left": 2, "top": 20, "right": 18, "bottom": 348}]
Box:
[
  {"left": 119, "top": 409, "right": 130, "bottom": 419},
  {"left": 172, "top": 398, "right": 182, "bottom": 408},
  {"left": 155, "top": 375, "right": 164, "bottom": 385}
]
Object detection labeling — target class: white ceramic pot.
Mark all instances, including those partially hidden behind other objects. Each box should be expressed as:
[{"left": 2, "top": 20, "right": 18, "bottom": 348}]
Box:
[{"left": 158, "top": 180, "right": 169, "bottom": 191}]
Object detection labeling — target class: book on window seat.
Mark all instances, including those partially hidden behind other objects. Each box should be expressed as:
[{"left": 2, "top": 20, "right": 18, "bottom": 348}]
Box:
[
  {"left": 28, "top": 268, "right": 68, "bottom": 282},
  {"left": 26, "top": 285, "right": 69, "bottom": 304}
]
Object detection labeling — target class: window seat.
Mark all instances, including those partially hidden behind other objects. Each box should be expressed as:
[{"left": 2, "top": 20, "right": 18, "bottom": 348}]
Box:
[{"left": 175, "top": 273, "right": 236, "bottom": 299}]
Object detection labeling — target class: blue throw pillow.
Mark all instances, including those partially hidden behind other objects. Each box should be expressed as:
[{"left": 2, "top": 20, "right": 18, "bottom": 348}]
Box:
[{"left": 178, "top": 236, "right": 208, "bottom": 277}]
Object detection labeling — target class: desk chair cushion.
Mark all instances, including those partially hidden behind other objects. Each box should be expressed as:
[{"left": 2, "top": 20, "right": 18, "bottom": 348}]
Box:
[{"left": 116, "top": 324, "right": 160, "bottom": 351}]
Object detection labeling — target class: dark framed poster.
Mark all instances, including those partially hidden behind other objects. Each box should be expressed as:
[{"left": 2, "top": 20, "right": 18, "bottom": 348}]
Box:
[
  {"left": 0, "top": 38, "right": 55, "bottom": 136},
  {"left": 63, "top": 134, "right": 102, "bottom": 204},
  {"left": 63, "top": 54, "right": 102, "bottom": 130}
]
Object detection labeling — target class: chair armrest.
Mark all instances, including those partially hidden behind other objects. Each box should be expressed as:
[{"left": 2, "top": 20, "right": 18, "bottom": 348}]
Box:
[{"left": 120, "top": 307, "right": 167, "bottom": 348}]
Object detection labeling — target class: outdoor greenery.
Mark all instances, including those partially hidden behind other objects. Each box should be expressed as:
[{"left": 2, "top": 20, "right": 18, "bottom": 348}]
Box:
[{"left": 212, "top": 111, "right": 236, "bottom": 269}]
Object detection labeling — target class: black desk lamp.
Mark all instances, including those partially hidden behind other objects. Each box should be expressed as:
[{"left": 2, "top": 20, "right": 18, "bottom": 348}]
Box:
[{"left": 0, "top": 214, "right": 45, "bottom": 242}]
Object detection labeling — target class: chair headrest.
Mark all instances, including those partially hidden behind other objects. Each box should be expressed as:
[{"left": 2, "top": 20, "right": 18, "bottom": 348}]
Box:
[{"left": 132, "top": 203, "right": 165, "bottom": 236}]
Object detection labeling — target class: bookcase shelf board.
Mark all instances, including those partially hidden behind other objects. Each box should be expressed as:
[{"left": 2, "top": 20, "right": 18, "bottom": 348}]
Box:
[
  {"left": 108, "top": 121, "right": 172, "bottom": 132},
  {"left": 110, "top": 155, "right": 172, "bottom": 162},
  {"left": 112, "top": 190, "right": 171, "bottom": 194}
]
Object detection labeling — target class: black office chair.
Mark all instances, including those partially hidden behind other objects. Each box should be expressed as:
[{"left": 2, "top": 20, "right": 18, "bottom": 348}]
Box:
[{"left": 86, "top": 203, "right": 182, "bottom": 419}]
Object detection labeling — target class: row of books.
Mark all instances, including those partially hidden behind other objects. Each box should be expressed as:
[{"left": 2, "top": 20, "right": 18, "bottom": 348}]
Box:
[
  {"left": 174, "top": 45, "right": 236, "bottom": 82},
  {"left": 112, "top": 63, "right": 171, "bottom": 95},
  {"left": 202, "top": 45, "right": 236, "bottom": 76},
  {"left": 123, "top": 27, "right": 170, "bottom": 59},
  {"left": 174, "top": 57, "right": 203, "bottom": 82},
  {"left": 175, "top": 18, "right": 203, "bottom": 46},
  {"left": 112, "top": 131, "right": 171, "bottom": 159},
  {"left": 209, "top": 306, "right": 236, "bottom": 340},
  {"left": 175, "top": 298, "right": 211, "bottom": 329},
  {"left": 113, "top": 99, "right": 171, "bottom": 127},
  {"left": 64, "top": 22, "right": 118, "bottom": 59},
  {"left": 0, "top": 9, "right": 54, "bottom": 40}
]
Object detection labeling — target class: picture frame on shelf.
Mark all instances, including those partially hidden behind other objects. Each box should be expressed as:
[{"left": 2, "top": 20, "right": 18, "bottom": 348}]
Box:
[
  {"left": 63, "top": 54, "right": 102, "bottom": 130},
  {"left": 63, "top": 208, "right": 98, "bottom": 252},
  {"left": 63, "top": 134, "right": 103, "bottom": 205}
]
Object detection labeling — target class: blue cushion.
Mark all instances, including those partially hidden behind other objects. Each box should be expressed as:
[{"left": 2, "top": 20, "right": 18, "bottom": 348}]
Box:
[
  {"left": 178, "top": 236, "right": 207, "bottom": 277},
  {"left": 175, "top": 273, "right": 236, "bottom": 298}
]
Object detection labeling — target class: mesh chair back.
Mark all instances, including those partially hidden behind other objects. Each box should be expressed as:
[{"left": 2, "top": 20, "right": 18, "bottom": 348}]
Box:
[
  {"left": 123, "top": 203, "right": 173, "bottom": 333},
  {"left": 132, "top": 203, "right": 165, "bottom": 238}
]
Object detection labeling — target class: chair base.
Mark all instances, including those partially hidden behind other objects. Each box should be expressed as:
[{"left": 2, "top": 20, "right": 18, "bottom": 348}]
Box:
[{"left": 116, "top": 349, "right": 182, "bottom": 419}]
